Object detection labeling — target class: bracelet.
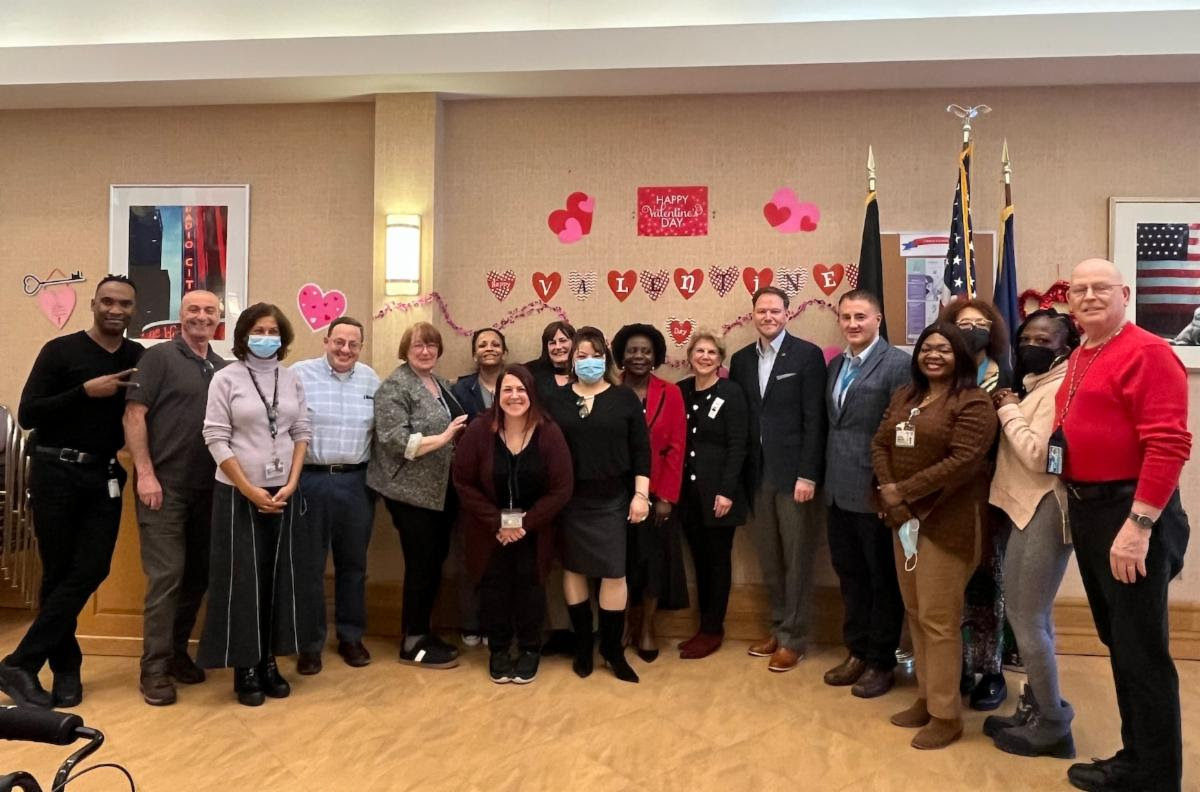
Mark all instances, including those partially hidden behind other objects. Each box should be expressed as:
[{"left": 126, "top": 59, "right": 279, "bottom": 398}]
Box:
[{"left": 634, "top": 492, "right": 650, "bottom": 502}]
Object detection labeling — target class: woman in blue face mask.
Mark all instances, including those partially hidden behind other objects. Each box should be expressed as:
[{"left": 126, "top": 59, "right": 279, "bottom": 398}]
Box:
[
  {"left": 198, "top": 302, "right": 322, "bottom": 706},
  {"left": 546, "top": 327, "right": 651, "bottom": 683}
]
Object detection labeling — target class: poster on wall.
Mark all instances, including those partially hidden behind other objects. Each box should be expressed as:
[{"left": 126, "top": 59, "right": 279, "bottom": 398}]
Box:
[
  {"left": 109, "top": 184, "right": 249, "bottom": 357},
  {"left": 905, "top": 258, "right": 944, "bottom": 344},
  {"left": 637, "top": 186, "right": 708, "bottom": 237}
]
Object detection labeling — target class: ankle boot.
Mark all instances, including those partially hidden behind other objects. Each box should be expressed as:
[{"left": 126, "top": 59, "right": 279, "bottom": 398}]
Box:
[
  {"left": 983, "top": 682, "right": 1038, "bottom": 737},
  {"left": 567, "top": 602, "right": 595, "bottom": 678},
  {"left": 598, "top": 608, "right": 639, "bottom": 683},
  {"left": 912, "top": 717, "right": 964, "bottom": 750},
  {"left": 890, "top": 698, "right": 931, "bottom": 728},
  {"left": 257, "top": 656, "right": 291, "bottom": 699},
  {"left": 234, "top": 666, "right": 265, "bottom": 707},
  {"left": 993, "top": 701, "right": 1076, "bottom": 759}
]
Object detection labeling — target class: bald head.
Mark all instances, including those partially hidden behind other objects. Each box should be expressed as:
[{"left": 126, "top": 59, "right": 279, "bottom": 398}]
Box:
[
  {"left": 1071, "top": 258, "right": 1124, "bottom": 286},
  {"left": 1068, "top": 258, "right": 1128, "bottom": 341},
  {"left": 179, "top": 290, "right": 222, "bottom": 346}
]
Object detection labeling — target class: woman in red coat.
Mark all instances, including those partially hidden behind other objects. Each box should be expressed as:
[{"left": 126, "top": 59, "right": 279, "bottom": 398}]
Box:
[
  {"left": 451, "top": 364, "right": 574, "bottom": 684},
  {"left": 613, "top": 324, "right": 687, "bottom": 662}
]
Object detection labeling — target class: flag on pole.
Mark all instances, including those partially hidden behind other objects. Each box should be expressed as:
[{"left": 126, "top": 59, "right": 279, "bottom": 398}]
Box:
[
  {"left": 858, "top": 189, "right": 887, "bottom": 338},
  {"left": 943, "top": 143, "right": 977, "bottom": 299},
  {"left": 994, "top": 203, "right": 1020, "bottom": 345}
]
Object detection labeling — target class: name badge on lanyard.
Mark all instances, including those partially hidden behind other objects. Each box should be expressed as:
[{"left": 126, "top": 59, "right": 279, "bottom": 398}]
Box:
[
  {"left": 708, "top": 397, "right": 725, "bottom": 419},
  {"left": 895, "top": 407, "right": 919, "bottom": 448}
]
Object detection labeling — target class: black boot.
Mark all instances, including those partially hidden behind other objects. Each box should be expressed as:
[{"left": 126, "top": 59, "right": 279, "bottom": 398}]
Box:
[
  {"left": 993, "top": 701, "right": 1075, "bottom": 759},
  {"left": 983, "top": 682, "right": 1037, "bottom": 737},
  {"left": 598, "top": 608, "right": 639, "bottom": 684},
  {"left": 258, "top": 656, "right": 291, "bottom": 699},
  {"left": 970, "top": 672, "right": 1007, "bottom": 711},
  {"left": 567, "top": 602, "right": 594, "bottom": 678},
  {"left": 234, "top": 666, "right": 265, "bottom": 707}
]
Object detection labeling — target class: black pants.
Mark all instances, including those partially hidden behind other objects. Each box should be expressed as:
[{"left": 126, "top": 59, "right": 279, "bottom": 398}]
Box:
[
  {"left": 479, "top": 539, "right": 544, "bottom": 652},
  {"left": 6, "top": 459, "right": 125, "bottom": 674},
  {"left": 682, "top": 513, "right": 735, "bottom": 635},
  {"left": 1069, "top": 484, "right": 1188, "bottom": 792},
  {"left": 827, "top": 503, "right": 904, "bottom": 671},
  {"left": 384, "top": 498, "right": 453, "bottom": 637}
]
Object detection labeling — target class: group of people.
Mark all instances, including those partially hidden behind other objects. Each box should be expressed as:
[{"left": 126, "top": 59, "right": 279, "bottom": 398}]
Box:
[{"left": 0, "top": 256, "right": 1189, "bottom": 791}]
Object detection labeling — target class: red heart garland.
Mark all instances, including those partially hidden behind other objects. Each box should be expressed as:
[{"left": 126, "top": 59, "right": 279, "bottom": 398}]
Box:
[
  {"left": 531, "top": 272, "right": 562, "bottom": 303},
  {"left": 639, "top": 270, "right": 670, "bottom": 302},
  {"left": 607, "top": 269, "right": 637, "bottom": 302},
  {"left": 666, "top": 317, "right": 695, "bottom": 347},
  {"left": 708, "top": 265, "right": 739, "bottom": 297},
  {"left": 812, "top": 263, "right": 845, "bottom": 296},
  {"left": 673, "top": 268, "right": 704, "bottom": 300},
  {"left": 486, "top": 269, "right": 516, "bottom": 301},
  {"left": 742, "top": 267, "right": 773, "bottom": 295}
]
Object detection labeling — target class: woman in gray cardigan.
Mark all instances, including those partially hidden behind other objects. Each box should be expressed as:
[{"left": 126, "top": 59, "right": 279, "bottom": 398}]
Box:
[{"left": 367, "top": 322, "right": 467, "bottom": 668}]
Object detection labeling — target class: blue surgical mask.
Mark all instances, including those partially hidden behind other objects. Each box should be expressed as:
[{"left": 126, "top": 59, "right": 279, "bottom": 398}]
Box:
[
  {"left": 247, "top": 334, "right": 282, "bottom": 359},
  {"left": 574, "top": 357, "right": 607, "bottom": 384},
  {"left": 898, "top": 518, "right": 920, "bottom": 572}
]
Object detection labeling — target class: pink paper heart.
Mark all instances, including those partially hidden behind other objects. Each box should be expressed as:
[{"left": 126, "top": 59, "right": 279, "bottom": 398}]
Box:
[
  {"left": 576, "top": 196, "right": 595, "bottom": 214},
  {"left": 297, "top": 283, "right": 347, "bottom": 332},
  {"left": 37, "top": 280, "right": 76, "bottom": 329},
  {"left": 557, "top": 217, "right": 583, "bottom": 244}
]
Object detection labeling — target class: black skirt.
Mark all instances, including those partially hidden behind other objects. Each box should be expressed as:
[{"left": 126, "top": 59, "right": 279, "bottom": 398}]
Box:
[
  {"left": 626, "top": 504, "right": 690, "bottom": 610},
  {"left": 558, "top": 490, "right": 628, "bottom": 579}
]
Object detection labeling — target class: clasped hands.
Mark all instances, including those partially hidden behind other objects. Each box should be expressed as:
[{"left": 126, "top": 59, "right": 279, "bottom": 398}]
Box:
[{"left": 497, "top": 525, "right": 526, "bottom": 545}]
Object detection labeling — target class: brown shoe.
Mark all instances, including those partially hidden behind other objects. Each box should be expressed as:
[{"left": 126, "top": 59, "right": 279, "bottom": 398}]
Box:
[
  {"left": 890, "top": 698, "right": 931, "bottom": 728},
  {"left": 140, "top": 672, "right": 177, "bottom": 707},
  {"left": 852, "top": 667, "right": 895, "bottom": 698},
  {"left": 297, "top": 651, "right": 323, "bottom": 675},
  {"left": 767, "top": 645, "right": 805, "bottom": 672},
  {"left": 680, "top": 632, "right": 723, "bottom": 660},
  {"left": 911, "top": 717, "right": 963, "bottom": 749},
  {"left": 338, "top": 641, "right": 371, "bottom": 668},
  {"left": 823, "top": 654, "right": 867, "bottom": 686},
  {"left": 747, "top": 635, "right": 778, "bottom": 657}
]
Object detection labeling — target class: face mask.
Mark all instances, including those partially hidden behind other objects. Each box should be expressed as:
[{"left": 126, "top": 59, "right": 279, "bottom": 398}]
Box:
[
  {"left": 574, "top": 357, "right": 607, "bottom": 384},
  {"left": 898, "top": 518, "right": 920, "bottom": 572},
  {"left": 964, "top": 326, "right": 991, "bottom": 354},
  {"left": 247, "top": 334, "right": 282, "bottom": 359},
  {"left": 1017, "top": 344, "right": 1058, "bottom": 376}
]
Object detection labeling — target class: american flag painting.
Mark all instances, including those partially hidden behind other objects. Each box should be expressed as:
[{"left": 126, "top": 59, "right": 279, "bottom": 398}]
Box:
[{"left": 1136, "top": 222, "right": 1200, "bottom": 340}]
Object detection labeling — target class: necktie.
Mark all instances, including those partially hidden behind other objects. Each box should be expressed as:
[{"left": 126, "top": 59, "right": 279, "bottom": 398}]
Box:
[{"left": 838, "top": 359, "right": 861, "bottom": 409}]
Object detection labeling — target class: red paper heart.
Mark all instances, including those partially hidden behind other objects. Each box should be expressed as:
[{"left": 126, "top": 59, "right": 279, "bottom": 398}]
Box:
[
  {"left": 799, "top": 215, "right": 818, "bottom": 232},
  {"left": 547, "top": 208, "right": 571, "bottom": 235},
  {"left": 566, "top": 192, "right": 594, "bottom": 234},
  {"left": 812, "top": 263, "right": 845, "bottom": 295},
  {"left": 486, "top": 269, "right": 516, "bottom": 301},
  {"left": 532, "top": 272, "right": 561, "bottom": 303},
  {"left": 607, "top": 269, "right": 637, "bottom": 302},
  {"left": 742, "top": 267, "right": 774, "bottom": 295},
  {"left": 673, "top": 268, "right": 704, "bottom": 300},
  {"left": 762, "top": 202, "right": 791, "bottom": 228},
  {"left": 667, "top": 318, "right": 695, "bottom": 347}
]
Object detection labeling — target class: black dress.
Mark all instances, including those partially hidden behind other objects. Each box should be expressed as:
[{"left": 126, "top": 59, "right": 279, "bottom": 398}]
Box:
[{"left": 677, "top": 377, "right": 749, "bottom": 528}]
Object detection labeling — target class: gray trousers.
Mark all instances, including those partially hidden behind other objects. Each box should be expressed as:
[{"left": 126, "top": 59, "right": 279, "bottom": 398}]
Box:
[
  {"left": 751, "top": 481, "right": 821, "bottom": 652},
  {"left": 1003, "top": 492, "right": 1072, "bottom": 719}
]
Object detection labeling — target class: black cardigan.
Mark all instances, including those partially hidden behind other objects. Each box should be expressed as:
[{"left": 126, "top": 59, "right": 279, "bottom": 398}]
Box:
[{"left": 678, "top": 377, "right": 749, "bottom": 527}]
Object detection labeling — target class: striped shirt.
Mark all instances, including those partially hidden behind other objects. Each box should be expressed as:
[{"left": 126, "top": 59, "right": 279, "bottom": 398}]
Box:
[{"left": 291, "top": 357, "right": 381, "bottom": 465}]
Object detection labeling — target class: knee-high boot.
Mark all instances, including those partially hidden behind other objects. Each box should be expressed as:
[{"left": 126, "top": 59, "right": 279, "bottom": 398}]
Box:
[
  {"left": 567, "top": 602, "right": 594, "bottom": 678},
  {"left": 599, "top": 608, "right": 639, "bottom": 684}
]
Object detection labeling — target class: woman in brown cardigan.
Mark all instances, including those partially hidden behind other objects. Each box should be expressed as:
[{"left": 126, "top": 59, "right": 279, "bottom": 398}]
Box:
[
  {"left": 451, "top": 364, "right": 573, "bottom": 684},
  {"left": 871, "top": 321, "right": 998, "bottom": 750}
]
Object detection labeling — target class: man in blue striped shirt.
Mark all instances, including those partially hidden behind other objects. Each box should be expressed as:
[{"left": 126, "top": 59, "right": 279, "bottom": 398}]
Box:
[{"left": 291, "top": 317, "right": 381, "bottom": 673}]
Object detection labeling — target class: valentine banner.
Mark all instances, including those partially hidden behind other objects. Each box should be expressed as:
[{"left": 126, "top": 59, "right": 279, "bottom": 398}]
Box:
[{"left": 637, "top": 186, "right": 708, "bottom": 237}]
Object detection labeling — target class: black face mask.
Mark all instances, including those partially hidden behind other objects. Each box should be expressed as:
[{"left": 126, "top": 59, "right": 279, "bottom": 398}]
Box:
[
  {"left": 964, "top": 327, "right": 991, "bottom": 355},
  {"left": 1017, "top": 344, "right": 1059, "bottom": 376}
]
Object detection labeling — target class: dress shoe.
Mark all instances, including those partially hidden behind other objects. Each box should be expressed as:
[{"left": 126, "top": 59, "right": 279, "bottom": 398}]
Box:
[
  {"left": 140, "top": 672, "right": 177, "bottom": 706},
  {"left": 0, "top": 662, "right": 53, "bottom": 708},
  {"left": 1067, "top": 752, "right": 1138, "bottom": 791},
  {"left": 635, "top": 647, "right": 659, "bottom": 663},
  {"left": 234, "top": 667, "right": 265, "bottom": 707},
  {"left": 767, "top": 645, "right": 804, "bottom": 672},
  {"left": 680, "top": 632, "right": 723, "bottom": 660},
  {"left": 297, "top": 651, "right": 323, "bottom": 675},
  {"left": 258, "top": 656, "right": 291, "bottom": 698},
  {"left": 337, "top": 641, "right": 371, "bottom": 668},
  {"left": 52, "top": 672, "right": 83, "bottom": 708},
  {"left": 970, "top": 672, "right": 1007, "bottom": 711},
  {"left": 677, "top": 632, "right": 701, "bottom": 652},
  {"left": 890, "top": 698, "right": 931, "bottom": 728},
  {"left": 912, "top": 717, "right": 963, "bottom": 750},
  {"left": 851, "top": 668, "right": 894, "bottom": 699},
  {"left": 169, "top": 653, "right": 206, "bottom": 685},
  {"left": 823, "top": 654, "right": 867, "bottom": 686},
  {"left": 747, "top": 635, "right": 778, "bottom": 657}
]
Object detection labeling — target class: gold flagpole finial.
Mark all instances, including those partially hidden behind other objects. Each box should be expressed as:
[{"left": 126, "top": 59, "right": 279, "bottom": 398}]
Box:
[
  {"left": 947, "top": 104, "right": 991, "bottom": 144},
  {"left": 1001, "top": 138, "right": 1012, "bottom": 185},
  {"left": 867, "top": 145, "right": 876, "bottom": 193}
]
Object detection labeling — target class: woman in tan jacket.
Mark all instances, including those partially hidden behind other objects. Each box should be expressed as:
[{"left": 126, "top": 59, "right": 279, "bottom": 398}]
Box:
[
  {"left": 871, "top": 321, "right": 998, "bottom": 750},
  {"left": 985, "top": 310, "right": 1080, "bottom": 758}
]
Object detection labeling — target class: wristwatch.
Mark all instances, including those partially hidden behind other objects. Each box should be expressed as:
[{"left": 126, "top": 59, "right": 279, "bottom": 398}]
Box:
[{"left": 1128, "top": 512, "right": 1155, "bottom": 529}]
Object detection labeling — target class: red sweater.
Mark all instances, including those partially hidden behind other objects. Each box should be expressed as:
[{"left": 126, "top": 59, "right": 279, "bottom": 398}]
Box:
[
  {"left": 1054, "top": 322, "right": 1191, "bottom": 509},
  {"left": 640, "top": 375, "right": 686, "bottom": 503}
]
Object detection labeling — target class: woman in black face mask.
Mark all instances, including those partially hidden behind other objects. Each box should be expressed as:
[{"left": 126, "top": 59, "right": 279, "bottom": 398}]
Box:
[{"left": 985, "top": 309, "right": 1080, "bottom": 758}]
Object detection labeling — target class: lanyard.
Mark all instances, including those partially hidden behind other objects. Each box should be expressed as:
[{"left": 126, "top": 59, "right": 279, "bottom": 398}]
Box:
[
  {"left": 246, "top": 366, "right": 280, "bottom": 439},
  {"left": 1060, "top": 324, "right": 1124, "bottom": 425},
  {"left": 500, "top": 426, "right": 532, "bottom": 508}
]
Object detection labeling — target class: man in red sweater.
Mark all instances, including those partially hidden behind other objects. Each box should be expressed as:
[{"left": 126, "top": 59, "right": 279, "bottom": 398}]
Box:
[{"left": 1056, "top": 258, "right": 1191, "bottom": 792}]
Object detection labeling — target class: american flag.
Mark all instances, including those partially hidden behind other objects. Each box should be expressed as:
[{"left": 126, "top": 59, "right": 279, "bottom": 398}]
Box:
[
  {"left": 1136, "top": 222, "right": 1200, "bottom": 337},
  {"left": 943, "top": 144, "right": 977, "bottom": 299}
]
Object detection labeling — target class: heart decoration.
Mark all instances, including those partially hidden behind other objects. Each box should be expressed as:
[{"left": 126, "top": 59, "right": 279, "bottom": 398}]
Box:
[
  {"left": 485, "top": 269, "right": 516, "bottom": 302},
  {"left": 639, "top": 269, "right": 670, "bottom": 302},
  {"left": 35, "top": 268, "right": 77, "bottom": 329},
  {"left": 673, "top": 267, "right": 704, "bottom": 300},
  {"left": 776, "top": 266, "right": 809, "bottom": 297},
  {"left": 1019, "top": 281, "right": 1071, "bottom": 319},
  {"left": 532, "top": 272, "right": 562, "bottom": 303},
  {"left": 666, "top": 317, "right": 695, "bottom": 348},
  {"left": 812, "top": 263, "right": 845, "bottom": 296},
  {"left": 762, "top": 188, "right": 820, "bottom": 234},
  {"left": 762, "top": 202, "right": 791, "bottom": 228},
  {"left": 742, "top": 267, "right": 774, "bottom": 295},
  {"left": 547, "top": 191, "right": 595, "bottom": 244},
  {"left": 607, "top": 269, "right": 637, "bottom": 302},
  {"left": 708, "top": 265, "right": 739, "bottom": 297},
  {"left": 845, "top": 262, "right": 860, "bottom": 289},
  {"left": 297, "top": 283, "right": 347, "bottom": 332},
  {"left": 568, "top": 271, "right": 597, "bottom": 301}
]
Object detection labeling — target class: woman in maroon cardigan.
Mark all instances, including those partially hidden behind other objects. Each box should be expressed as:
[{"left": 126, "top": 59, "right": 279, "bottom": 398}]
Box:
[{"left": 451, "top": 364, "right": 573, "bottom": 684}]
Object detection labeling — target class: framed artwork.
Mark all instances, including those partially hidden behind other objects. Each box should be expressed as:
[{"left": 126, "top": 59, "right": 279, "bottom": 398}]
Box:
[
  {"left": 1109, "top": 197, "right": 1200, "bottom": 368},
  {"left": 109, "top": 184, "right": 250, "bottom": 358}
]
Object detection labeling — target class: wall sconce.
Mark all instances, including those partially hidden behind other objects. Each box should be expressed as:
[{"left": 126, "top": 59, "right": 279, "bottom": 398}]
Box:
[{"left": 385, "top": 213, "right": 421, "bottom": 296}]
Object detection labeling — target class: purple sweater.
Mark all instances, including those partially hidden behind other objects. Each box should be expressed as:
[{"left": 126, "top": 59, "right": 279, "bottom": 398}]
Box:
[{"left": 204, "top": 355, "right": 312, "bottom": 487}]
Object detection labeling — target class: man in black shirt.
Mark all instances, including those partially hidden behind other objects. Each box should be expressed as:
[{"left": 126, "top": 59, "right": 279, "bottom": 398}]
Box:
[{"left": 0, "top": 275, "right": 143, "bottom": 709}]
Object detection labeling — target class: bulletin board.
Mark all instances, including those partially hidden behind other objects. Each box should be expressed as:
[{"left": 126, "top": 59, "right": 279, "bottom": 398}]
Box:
[{"left": 882, "top": 231, "right": 994, "bottom": 346}]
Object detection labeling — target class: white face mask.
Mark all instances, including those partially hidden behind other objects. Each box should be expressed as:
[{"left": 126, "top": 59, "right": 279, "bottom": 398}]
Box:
[{"left": 898, "top": 518, "right": 920, "bottom": 572}]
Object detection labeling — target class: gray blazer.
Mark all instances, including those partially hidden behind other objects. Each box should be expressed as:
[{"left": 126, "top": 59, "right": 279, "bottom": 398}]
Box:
[
  {"left": 367, "top": 363, "right": 465, "bottom": 511},
  {"left": 823, "top": 338, "right": 911, "bottom": 513}
]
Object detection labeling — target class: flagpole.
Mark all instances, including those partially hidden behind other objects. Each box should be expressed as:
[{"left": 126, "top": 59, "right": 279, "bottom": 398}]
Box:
[
  {"left": 945, "top": 104, "right": 989, "bottom": 298},
  {"left": 867, "top": 144, "right": 876, "bottom": 194},
  {"left": 1002, "top": 137, "right": 1012, "bottom": 207}
]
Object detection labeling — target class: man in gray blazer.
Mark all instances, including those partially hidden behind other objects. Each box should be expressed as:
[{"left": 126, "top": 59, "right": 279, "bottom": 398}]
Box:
[{"left": 823, "top": 289, "right": 911, "bottom": 698}]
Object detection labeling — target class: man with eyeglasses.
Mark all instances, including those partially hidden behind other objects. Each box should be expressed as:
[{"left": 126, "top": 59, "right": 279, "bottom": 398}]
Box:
[
  {"left": 1057, "top": 259, "right": 1191, "bottom": 792},
  {"left": 291, "top": 317, "right": 381, "bottom": 673},
  {"left": 123, "top": 289, "right": 226, "bottom": 705}
]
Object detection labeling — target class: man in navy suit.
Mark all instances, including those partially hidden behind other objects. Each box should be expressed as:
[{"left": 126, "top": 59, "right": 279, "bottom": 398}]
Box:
[
  {"left": 822, "top": 289, "right": 911, "bottom": 698},
  {"left": 729, "top": 286, "right": 827, "bottom": 672}
]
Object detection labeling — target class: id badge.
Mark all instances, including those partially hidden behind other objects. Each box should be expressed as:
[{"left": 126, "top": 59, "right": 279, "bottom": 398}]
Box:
[
  {"left": 1046, "top": 427, "right": 1067, "bottom": 475},
  {"left": 708, "top": 397, "right": 725, "bottom": 419},
  {"left": 500, "top": 509, "right": 524, "bottom": 530},
  {"left": 264, "top": 457, "right": 286, "bottom": 479},
  {"left": 107, "top": 478, "right": 121, "bottom": 499},
  {"left": 895, "top": 422, "right": 916, "bottom": 448}
]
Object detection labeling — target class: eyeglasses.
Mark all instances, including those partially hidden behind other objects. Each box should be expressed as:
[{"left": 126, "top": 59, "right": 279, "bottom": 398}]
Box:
[
  {"left": 1067, "top": 283, "right": 1117, "bottom": 299},
  {"left": 411, "top": 342, "right": 440, "bottom": 352},
  {"left": 330, "top": 339, "right": 362, "bottom": 351},
  {"left": 575, "top": 396, "right": 591, "bottom": 419},
  {"left": 955, "top": 319, "right": 992, "bottom": 330}
]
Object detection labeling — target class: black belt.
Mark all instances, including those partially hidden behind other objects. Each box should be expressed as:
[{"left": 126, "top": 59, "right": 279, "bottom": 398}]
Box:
[
  {"left": 1065, "top": 480, "right": 1137, "bottom": 502},
  {"left": 303, "top": 462, "right": 367, "bottom": 474},
  {"left": 33, "top": 446, "right": 107, "bottom": 466}
]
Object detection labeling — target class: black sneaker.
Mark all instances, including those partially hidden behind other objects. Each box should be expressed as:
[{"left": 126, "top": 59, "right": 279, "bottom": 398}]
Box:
[
  {"left": 0, "top": 662, "right": 53, "bottom": 709},
  {"left": 51, "top": 672, "right": 83, "bottom": 708},
  {"left": 489, "top": 651, "right": 514, "bottom": 684},
  {"left": 511, "top": 651, "right": 540, "bottom": 684},
  {"left": 399, "top": 636, "right": 459, "bottom": 669}
]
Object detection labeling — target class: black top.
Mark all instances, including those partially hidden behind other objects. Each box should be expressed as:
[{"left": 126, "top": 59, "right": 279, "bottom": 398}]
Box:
[
  {"left": 548, "top": 384, "right": 651, "bottom": 485},
  {"left": 19, "top": 330, "right": 144, "bottom": 456},
  {"left": 492, "top": 430, "right": 548, "bottom": 511},
  {"left": 678, "top": 377, "right": 749, "bottom": 527},
  {"left": 526, "top": 359, "right": 564, "bottom": 405}
]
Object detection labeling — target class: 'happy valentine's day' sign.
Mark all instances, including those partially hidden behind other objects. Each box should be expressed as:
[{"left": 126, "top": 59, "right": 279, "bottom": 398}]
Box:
[{"left": 637, "top": 186, "right": 708, "bottom": 237}]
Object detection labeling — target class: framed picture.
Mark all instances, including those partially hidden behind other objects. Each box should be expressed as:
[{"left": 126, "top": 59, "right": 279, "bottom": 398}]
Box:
[
  {"left": 109, "top": 184, "right": 250, "bottom": 358},
  {"left": 1109, "top": 197, "right": 1200, "bottom": 368}
]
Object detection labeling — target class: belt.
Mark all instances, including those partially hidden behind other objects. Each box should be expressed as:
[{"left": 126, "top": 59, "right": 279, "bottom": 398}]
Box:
[
  {"left": 33, "top": 446, "right": 107, "bottom": 466},
  {"left": 302, "top": 462, "right": 368, "bottom": 474},
  {"left": 1065, "top": 480, "right": 1137, "bottom": 502}
]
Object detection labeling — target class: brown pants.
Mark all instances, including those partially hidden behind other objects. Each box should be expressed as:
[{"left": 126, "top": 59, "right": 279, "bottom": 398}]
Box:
[{"left": 893, "top": 524, "right": 981, "bottom": 720}]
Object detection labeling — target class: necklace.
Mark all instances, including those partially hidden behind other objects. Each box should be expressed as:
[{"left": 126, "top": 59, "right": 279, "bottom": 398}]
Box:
[{"left": 1061, "top": 322, "right": 1125, "bottom": 424}]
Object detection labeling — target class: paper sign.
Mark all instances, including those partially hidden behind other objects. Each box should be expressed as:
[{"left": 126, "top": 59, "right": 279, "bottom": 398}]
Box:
[
  {"left": 637, "top": 186, "right": 708, "bottom": 237},
  {"left": 905, "top": 258, "right": 945, "bottom": 343},
  {"left": 899, "top": 233, "right": 950, "bottom": 258}
]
